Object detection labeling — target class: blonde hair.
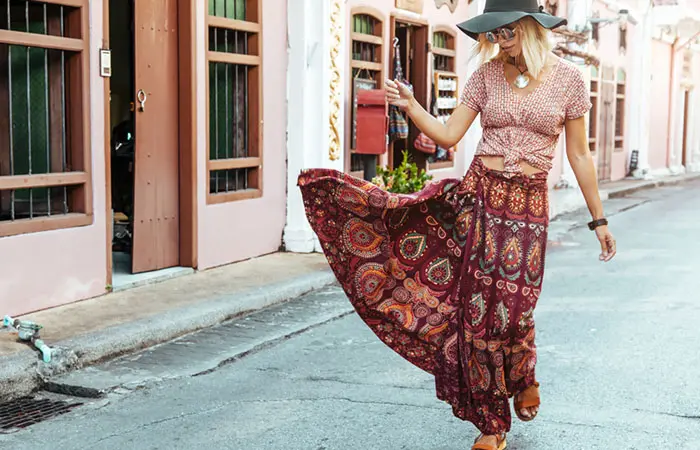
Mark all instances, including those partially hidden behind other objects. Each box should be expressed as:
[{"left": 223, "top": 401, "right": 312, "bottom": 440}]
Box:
[{"left": 471, "top": 17, "right": 554, "bottom": 79}]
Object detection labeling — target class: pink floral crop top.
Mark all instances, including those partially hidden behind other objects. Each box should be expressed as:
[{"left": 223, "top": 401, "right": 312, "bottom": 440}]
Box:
[{"left": 459, "top": 58, "right": 592, "bottom": 177}]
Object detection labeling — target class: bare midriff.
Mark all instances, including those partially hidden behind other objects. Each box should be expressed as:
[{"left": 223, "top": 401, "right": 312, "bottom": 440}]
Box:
[{"left": 477, "top": 155, "right": 546, "bottom": 177}]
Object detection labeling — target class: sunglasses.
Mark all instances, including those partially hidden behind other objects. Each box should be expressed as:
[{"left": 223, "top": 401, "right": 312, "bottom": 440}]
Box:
[{"left": 485, "top": 26, "right": 517, "bottom": 44}]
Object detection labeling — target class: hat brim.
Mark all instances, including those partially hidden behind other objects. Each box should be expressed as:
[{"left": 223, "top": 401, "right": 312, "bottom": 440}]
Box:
[{"left": 456, "top": 12, "right": 567, "bottom": 40}]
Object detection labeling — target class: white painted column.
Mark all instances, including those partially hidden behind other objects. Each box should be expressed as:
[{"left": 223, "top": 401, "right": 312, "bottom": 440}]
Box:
[
  {"left": 458, "top": 0, "right": 486, "bottom": 169},
  {"left": 555, "top": 0, "right": 592, "bottom": 189},
  {"left": 462, "top": 0, "right": 482, "bottom": 164},
  {"left": 283, "top": 0, "right": 345, "bottom": 253},
  {"left": 667, "top": 42, "right": 683, "bottom": 174},
  {"left": 632, "top": 3, "right": 653, "bottom": 178}
]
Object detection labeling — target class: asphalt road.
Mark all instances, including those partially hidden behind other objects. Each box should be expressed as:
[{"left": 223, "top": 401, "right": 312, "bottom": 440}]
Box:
[{"left": 2, "top": 180, "right": 700, "bottom": 450}]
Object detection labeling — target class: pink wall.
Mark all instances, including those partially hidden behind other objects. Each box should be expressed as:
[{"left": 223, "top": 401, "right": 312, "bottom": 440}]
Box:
[
  {"left": 590, "top": 0, "right": 633, "bottom": 182},
  {"left": 1, "top": 0, "right": 290, "bottom": 315},
  {"left": 649, "top": 40, "right": 672, "bottom": 170},
  {"left": 195, "top": 0, "right": 288, "bottom": 270},
  {"left": 0, "top": 2, "right": 108, "bottom": 315},
  {"left": 344, "top": 1, "right": 475, "bottom": 181}
]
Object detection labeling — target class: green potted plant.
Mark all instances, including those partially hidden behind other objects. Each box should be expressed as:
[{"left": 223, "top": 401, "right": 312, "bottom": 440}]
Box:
[{"left": 372, "top": 150, "right": 433, "bottom": 194}]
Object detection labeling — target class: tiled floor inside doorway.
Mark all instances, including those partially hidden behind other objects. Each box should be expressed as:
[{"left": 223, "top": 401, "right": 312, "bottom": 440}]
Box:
[{"left": 112, "top": 252, "right": 194, "bottom": 292}]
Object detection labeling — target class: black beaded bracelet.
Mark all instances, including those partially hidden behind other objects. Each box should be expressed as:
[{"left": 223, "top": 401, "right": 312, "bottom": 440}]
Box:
[{"left": 588, "top": 218, "right": 608, "bottom": 231}]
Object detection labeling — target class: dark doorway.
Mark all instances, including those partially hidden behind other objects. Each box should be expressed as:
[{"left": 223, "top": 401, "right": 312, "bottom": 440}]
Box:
[
  {"left": 390, "top": 17, "right": 429, "bottom": 171},
  {"left": 109, "top": 0, "right": 182, "bottom": 281}
]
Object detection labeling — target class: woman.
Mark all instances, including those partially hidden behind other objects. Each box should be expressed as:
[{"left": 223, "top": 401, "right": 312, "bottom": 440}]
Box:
[{"left": 298, "top": 0, "right": 616, "bottom": 448}]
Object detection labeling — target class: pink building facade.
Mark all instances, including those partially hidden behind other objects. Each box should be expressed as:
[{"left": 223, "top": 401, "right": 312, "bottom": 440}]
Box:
[
  {"left": 0, "top": 0, "right": 289, "bottom": 316},
  {"left": 342, "top": 0, "right": 482, "bottom": 182},
  {"left": 579, "top": 0, "right": 700, "bottom": 181},
  {"left": 528, "top": 0, "right": 700, "bottom": 188}
]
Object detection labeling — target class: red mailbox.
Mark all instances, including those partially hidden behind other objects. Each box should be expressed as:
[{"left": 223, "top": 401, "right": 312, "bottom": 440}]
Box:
[{"left": 355, "top": 89, "right": 388, "bottom": 155}]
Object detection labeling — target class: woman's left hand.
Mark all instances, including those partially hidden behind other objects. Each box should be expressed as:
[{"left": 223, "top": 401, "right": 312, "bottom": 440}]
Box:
[{"left": 595, "top": 225, "right": 616, "bottom": 262}]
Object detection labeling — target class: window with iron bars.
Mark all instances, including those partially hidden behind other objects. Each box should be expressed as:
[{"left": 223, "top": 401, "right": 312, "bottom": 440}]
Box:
[
  {"left": 0, "top": 0, "right": 91, "bottom": 237},
  {"left": 207, "top": 0, "right": 262, "bottom": 203}
]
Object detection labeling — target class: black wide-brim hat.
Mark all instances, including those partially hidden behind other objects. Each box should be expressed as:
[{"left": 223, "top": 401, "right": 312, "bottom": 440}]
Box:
[{"left": 457, "top": 0, "right": 567, "bottom": 40}]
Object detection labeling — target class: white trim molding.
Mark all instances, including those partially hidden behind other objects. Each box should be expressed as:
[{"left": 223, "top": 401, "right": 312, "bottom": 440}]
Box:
[{"left": 283, "top": 0, "right": 346, "bottom": 253}]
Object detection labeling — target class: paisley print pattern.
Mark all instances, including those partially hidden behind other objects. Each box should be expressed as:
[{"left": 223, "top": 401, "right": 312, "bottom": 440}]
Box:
[
  {"left": 342, "top": 218, "right": 384, "bottom": 258},
  {"left": 501, "top": 237, "right": 522, "bottom": 276},
  {"left": 298, "top": 157, "right": 549, "bottom": 435},
  {"left": 354, "top": 262, "right": 393, "bottom": 304},
  {"left": 425, "top": 257, "right": 453, "bottom": 287},
  {"left": 398, "top": 232, "right": 428, "bottom": 262}
]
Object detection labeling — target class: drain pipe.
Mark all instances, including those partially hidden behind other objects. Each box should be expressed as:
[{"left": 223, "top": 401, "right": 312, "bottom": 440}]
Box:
[{"left": 3, "top": 316, "right": 52, "bottom": 363}]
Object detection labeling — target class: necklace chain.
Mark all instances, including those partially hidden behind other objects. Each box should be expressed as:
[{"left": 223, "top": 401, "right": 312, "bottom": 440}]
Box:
[
  {"left": 508, "top": 57, "right": 527, "bottom": 74},
  {"left": 507, "top": 57, "right": 530, "bottom": 89}
]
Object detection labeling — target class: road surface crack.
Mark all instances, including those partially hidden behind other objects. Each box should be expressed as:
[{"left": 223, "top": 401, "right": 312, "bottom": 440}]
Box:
[
  {"left": 633, "top": 408, "right": 700, "bottom": 421},
  {"left": 78, "top": 397, "right": 440, "bottom": 447},
  {"left": 230, "top": 396, "right": 445, "bottom": 410}
]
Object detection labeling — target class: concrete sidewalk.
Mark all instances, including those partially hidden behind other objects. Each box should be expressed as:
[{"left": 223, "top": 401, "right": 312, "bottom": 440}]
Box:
[
  {"left": 0, "top": 170, "right": 697, "bottom": 404},
  {"left": 0, "top": 253, "right": 336, "bottom": 402}
]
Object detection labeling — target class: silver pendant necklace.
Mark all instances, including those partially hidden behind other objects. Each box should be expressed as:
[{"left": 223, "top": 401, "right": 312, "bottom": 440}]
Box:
[
  {"left": 509, "top": 58, "right": 530, "bottom": 89},
  {"left": 515, "top": 71, "right": 530, "bottom": 89}
]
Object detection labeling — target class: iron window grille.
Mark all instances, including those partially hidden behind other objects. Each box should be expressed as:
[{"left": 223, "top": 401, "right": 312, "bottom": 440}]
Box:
[
  {"left": 0, "top": 0, "right": 92, "bottom": 237},
  {"left": 207, "top": 0, "right": 262, "bottom": 203}
]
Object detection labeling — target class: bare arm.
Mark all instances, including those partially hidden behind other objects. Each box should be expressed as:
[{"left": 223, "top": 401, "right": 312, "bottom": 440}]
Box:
[
  {"left": 565, "top": 116, "right": 616, "bottom": 261},
  {"left": 565, "top": 117, "right": 604, "bottom": 219},
  {"left": 406, "top": 100, "right": 478, "bottom": 149},
  {"left": 385, "top": 79, "right": 478, "bottom": 149}
]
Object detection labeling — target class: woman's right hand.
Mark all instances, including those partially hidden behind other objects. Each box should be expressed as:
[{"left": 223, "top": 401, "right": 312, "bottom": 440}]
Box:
[{"left": 385, "top": 79, "right": 414, "bottom": 111}]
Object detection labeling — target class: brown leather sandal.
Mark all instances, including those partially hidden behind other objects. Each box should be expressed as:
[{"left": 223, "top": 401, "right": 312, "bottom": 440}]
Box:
[
  {"left": 472, "top": 433, "right": 507, "bottom": 450},
  {"left": 514, "top": 381, "right": 540, "bottom": 422}
]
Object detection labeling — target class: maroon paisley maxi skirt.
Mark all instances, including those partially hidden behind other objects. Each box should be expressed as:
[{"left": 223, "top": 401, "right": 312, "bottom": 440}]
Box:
[{"left": 297, "top": 157, "right": 549, "bottom": 435}]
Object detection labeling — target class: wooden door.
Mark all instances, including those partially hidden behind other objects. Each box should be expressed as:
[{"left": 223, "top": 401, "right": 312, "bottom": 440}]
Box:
[
  {"left": 598, "top": 80, "right": 615, "bottom": 182},
  {"left": 132, "top": 0, "right": 180, "bottom": 273}
]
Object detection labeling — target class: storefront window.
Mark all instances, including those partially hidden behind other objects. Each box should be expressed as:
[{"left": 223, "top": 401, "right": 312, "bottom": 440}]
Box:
[
  {"left": 0, "top": 0, "right": 92, "bottom": 237},
  {"left": 207, "top": 0, "right": 262, "bottom": 203},
  {"left": 429, "top": 27, "right": 457, "bottom": 170}
]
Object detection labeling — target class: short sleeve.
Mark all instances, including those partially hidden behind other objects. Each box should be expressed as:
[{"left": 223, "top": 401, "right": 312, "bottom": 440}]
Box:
[
  {"left": 565, "top": 68, "right": 592, "bottom": 120},
  {"left": 460, "top": 64, "right": 487, "bottom": 112}
]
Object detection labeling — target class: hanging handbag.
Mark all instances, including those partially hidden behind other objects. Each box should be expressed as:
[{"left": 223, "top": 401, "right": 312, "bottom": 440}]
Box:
[
  {"left": 388, "top": 106, "right": 409, "bottom": 141},
  {"left": 414, "top": 132, "right": 436, "bottom": 154},
  {"left": 388, "top": 40, "right": 413, "bottom": 142}
]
